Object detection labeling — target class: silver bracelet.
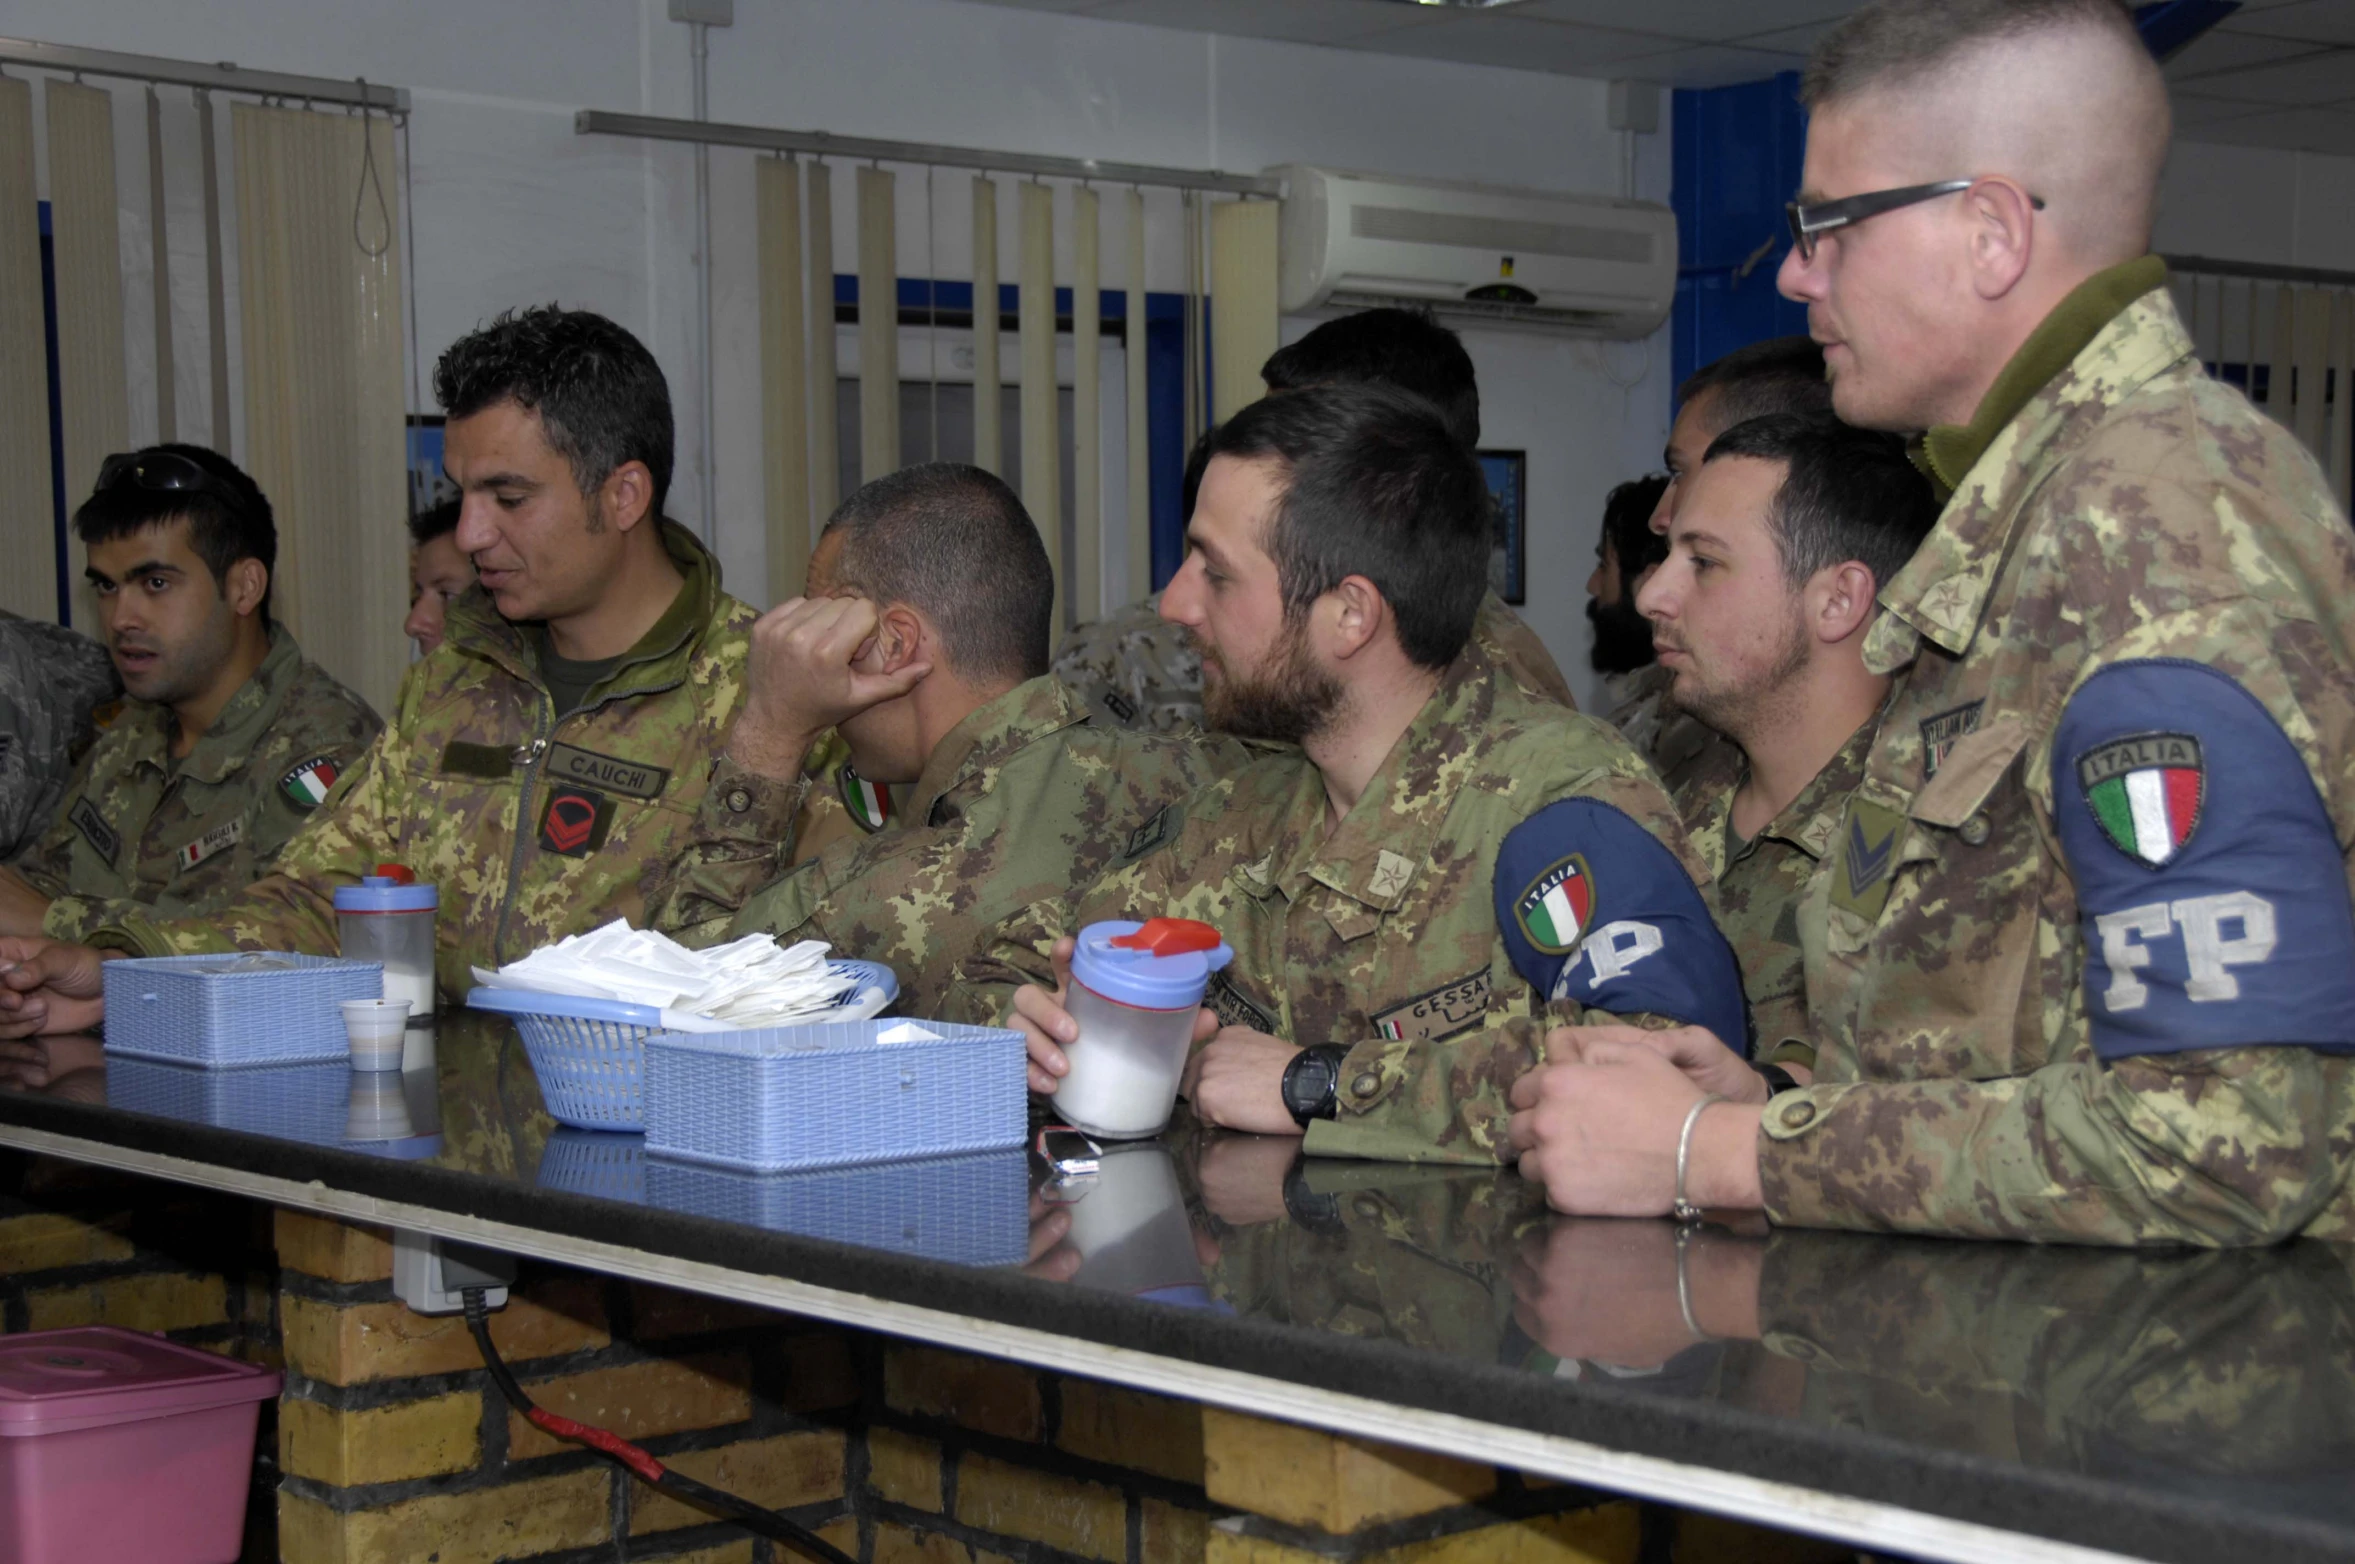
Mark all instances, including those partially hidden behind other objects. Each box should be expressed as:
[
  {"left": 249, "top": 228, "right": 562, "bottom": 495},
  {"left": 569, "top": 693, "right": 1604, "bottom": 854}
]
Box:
[{"left": 1672, "top": 1093, "right": 1725, "bottom": 1224}]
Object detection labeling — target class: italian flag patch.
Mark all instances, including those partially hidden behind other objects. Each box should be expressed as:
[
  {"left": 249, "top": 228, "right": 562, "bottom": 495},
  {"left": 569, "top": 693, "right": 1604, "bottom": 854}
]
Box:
[
  {"left": 280, "top": 756, "right": 340, "bottom": 811},
  {"left": 1514, "top": 854, "right": 1594, "bottom": 956},
  {"left": 840, "top": 765, "right": 894, "bottom": 833},
  {"left": 2077, "top": 733, "right": 2204, "bottom": 867}
]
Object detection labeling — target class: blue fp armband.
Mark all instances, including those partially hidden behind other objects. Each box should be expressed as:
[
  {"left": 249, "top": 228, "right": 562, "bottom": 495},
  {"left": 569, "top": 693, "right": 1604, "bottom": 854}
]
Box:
[
  {"left": 1491, "top": 797, "right": 1748, "bottom": 1053},
  {"left": 2053, "top": 659, "right": 2355, "bottom": 1059}
]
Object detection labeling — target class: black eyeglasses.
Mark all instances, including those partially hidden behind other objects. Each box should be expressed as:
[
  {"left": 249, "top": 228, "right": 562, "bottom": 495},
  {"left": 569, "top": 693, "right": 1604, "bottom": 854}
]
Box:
[
  {"left": 1784, "top": 179, "right": 2045, "bottom": 262},
  {"left": 95, "top": 450, "right": 247, "bottom": 514}
]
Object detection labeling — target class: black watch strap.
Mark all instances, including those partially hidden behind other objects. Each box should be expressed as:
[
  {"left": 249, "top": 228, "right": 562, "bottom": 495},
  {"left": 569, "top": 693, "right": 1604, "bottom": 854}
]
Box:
[
  {"left": 1282, "top": 1155, "right": 1347, "bottom": 1237},
  {"left": 1756, "top": 1062, "right": 1800, "bottom": 1097},
  {"left": 1282, "top": 1044, "right": 1350, "bottom": 1126}
]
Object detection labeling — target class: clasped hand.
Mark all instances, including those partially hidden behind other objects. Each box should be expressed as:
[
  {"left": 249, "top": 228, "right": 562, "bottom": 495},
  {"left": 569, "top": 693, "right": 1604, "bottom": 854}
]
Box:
[
  {"left": 0, "top": 937, "right": 109, "bottom": 1039},
  {"left": 1506, "top": 1023, "right": 1765, "bottom": 1217}
]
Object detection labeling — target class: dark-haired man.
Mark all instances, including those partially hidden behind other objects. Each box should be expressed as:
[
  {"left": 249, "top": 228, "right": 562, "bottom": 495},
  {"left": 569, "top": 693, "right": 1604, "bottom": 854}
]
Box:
[
  {"left": 404, "top": 498, "right": 474, "bottom": 656},
  {"left": 1607, "top": 337, "right": 1831, "bottom": 777},
  {"left": 0, "top": 445, "right": 378, "bottom": 941},
  {"left": 0, "top": 307, "right": 779, "bottom": 1028},
  {"left": 1516, "top": 0, "right": 2355, "bottom": 1247},
  {"left": 952, "top": 384, "right": 1745, "bottom": 1159},
  {"left": 662, "top": 465, "right": 1238, "bottom": 1013},
  {"left": 1054, "top": 307, "right": 1574, "bottom": 732},
  {"left": 1584, "top": 474, "right": 1669, "bottom": 725}
]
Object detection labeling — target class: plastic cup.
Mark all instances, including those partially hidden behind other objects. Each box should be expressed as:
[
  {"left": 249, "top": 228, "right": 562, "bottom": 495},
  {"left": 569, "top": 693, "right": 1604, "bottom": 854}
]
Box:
[
  {"left": 341, "top": 999, "right": 412, "bottom": 1071},
  {"left": 1056, "top": 919, "right": 1233, "bottom": 1140},
  {"left": 344, "top": 1073, "right": 416, "bottom": 1140}
]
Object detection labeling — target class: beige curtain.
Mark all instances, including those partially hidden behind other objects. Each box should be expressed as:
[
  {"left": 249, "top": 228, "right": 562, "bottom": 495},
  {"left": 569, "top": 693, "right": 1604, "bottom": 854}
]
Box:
[
  {"left": 145, "top": 86, "right": 176, "bottom": 444},
  {"left": 804, "top": 161, "right": 839, "bottom": 523},
  {"left": 196, "top": 88, "right": 231, "bottom": 448},
  {"left": 857, "top": 166, "right": 898, "bottom": 484},
  {"left": 1018, "top": 181, "right": 1061, "bottom": 635},
  {"left": 48, "top": 80, "right": 130, "bottom": 633},
  {"left": 233, "top": 103, "right": 407, "bottom": 714},
  {"left": 756, "top": 156, "right": 810, "bottom": 605},
  {"left": 1210, "top": 198, "right": 1279, "bottom": 423},
  {"left": 0, "top": 79, "right": 55, "bottom": 619},
  {"left": 2329, "top": 291, "right": 2353, "bottom": 514},
  {"left": 1124, "top": 188, "right": 1150, "bottom": 604},
  {"left": 1071, "top": 187, "right": 1101, "bottom": 625},
  {"left": 972, "top": 176, "right": 1000, "bottom": 478}
]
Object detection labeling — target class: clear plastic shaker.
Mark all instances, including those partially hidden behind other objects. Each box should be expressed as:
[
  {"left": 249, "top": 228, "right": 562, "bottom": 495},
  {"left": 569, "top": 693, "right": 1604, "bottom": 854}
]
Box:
[
  {"left": 1058, "top": 918, "right": 1233, "bottom": 1140},
  {"left": 333, "top": 863, "right": 438, "bottom": 1024}
]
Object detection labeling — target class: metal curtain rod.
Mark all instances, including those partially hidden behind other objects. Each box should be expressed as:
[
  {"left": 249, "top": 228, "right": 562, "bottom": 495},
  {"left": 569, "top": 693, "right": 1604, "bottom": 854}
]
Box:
[
  {"left": 2164, "top": 253, "right": 2355, "bottom": 289},
  {"left": 575, "top": 109, "right": 1281, "bottom": 197},
  {"left": 0, "top": 36, "right": 408, "bottom": 112}
]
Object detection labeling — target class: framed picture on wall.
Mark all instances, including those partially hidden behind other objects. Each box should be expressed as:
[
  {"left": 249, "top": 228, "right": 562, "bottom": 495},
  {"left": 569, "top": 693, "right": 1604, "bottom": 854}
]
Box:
[
  {"left": 1479, "top": 449, "right": 1527, "bottom": 606},
  {"left": 406, "top": 415, "right": 454, "bottom": 517}
]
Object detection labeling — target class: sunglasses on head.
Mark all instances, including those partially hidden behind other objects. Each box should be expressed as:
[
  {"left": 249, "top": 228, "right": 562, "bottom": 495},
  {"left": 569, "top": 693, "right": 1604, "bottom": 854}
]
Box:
[
  {"left": 1785, "top": 178, "right": 2046, "bottom": 262},
  {"left": 94, "top": 451, "right": 250, "bottom": 519}
]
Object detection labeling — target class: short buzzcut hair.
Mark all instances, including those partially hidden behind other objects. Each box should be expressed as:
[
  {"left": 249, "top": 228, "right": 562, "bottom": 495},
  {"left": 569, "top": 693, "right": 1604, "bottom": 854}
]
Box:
[
  {"left": 1803, "top": 0, "right": 2141, "bottom": 110},
  {"left": 408, "top": 498, "right": 460, "bottom": 547},
  {"left": 1261, "top": 308, "right": 1481, "bottom": 450},
  {"left": 1207, "top": 383, "right": 1489, "bottom": 672},
  {"left": 75, "top": 443, "right": 276, "bottom": 620},
  {"left": 433, "top": 305, "right": 676, "bottom": 512},
  {"left": 1677, "top": 337, "right": 1831, "bottom": 432},
  {"left": 1702, "top": 413, "right": 1938, "bottom": 592},
  {"left": 821, "top": 463, "right": 1053, "bottom": 685}
]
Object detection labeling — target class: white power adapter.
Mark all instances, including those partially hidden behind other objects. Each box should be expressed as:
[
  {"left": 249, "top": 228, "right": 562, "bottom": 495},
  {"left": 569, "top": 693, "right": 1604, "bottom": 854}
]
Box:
[{"left": 391, "top": 1231, "right": 518, "bottom": 1315}]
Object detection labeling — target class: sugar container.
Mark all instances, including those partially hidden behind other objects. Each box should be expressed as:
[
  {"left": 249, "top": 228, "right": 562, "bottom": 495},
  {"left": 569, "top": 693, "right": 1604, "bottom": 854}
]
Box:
[
  {"left": 1058, "top": 918, "right": 1233, "bottom": 1140},
  {"left": 334, "top": 864, "right": 437, "bottom": 1024}
]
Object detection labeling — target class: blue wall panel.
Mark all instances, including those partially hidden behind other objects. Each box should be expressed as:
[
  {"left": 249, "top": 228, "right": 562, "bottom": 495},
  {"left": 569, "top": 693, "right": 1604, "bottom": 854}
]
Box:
[{"left": 1670, "top": 70, "right": 1811, "bottom": 398}]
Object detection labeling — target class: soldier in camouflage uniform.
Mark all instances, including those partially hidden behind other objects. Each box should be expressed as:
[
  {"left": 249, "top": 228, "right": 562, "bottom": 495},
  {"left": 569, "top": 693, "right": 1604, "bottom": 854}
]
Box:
[
  {"left": 0, "top": 612, "right": 120, "bottom": 861},
  {"left": 1055, "top": 307, "right": 1577, "bottom": 731},
  {"left": 659, "top": 464, "right": 1238, "bottom": 1015},
  {"left": 0, "top": 447, "right": 378, "bottom": 943},
  {"left": 950, "top": 385, "right": 1748, "bottom": 1161},
  {"left": 1644, "top": 414, "right": 1938, "bottom": 1066},
  {"left": 0, "top": 308, "right": 777, "bottom": 1030},
  {"left": 1510, "top": 0, "right": 2355, "bottom": 1246}
]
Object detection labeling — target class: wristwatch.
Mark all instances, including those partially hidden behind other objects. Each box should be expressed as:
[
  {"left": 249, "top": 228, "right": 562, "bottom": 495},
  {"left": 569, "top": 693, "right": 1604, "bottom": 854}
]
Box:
[{"left": 1280, "top": 1044, "right": 1350, "bottom": 1126}]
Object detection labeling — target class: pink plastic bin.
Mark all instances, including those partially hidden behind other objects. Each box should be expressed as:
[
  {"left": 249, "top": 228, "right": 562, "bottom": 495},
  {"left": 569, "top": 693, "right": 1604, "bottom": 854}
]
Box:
[{"left": 0, "top": 1326, "right": 281, "bottom": 1564}]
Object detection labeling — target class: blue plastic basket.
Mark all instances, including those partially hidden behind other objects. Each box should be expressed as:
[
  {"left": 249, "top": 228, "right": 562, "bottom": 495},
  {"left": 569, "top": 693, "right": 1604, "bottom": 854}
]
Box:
[
  {"left": 106, "top": 1055, "right": 352, "bottom": 1145},
  {"left": 101, "top": 953, "right": 386, "bottom": 1067},
  {"left": 466, "top": 960, "right": 898, "bottom": 1131},
  {"left": 537, "top": 1129, "right": 649, "bottom": 1201},
  {"left": 642, "top": 1017, "right": 1026, "bottom": 1173},
  {"left": 644, "top": 1148, "right": 1031, "bottom": 1266}
]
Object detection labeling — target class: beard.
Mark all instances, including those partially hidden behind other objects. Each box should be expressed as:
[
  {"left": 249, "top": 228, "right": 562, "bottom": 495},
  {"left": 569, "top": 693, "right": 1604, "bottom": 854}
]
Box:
[
  {"left": 1585, "top": 594, "right": 1655, "bottom": 676},
  {"left": 1197, "top": 621, "right": 1345, "bottom": 746},
  {"left": 1661, "top": 610, "right": 1812, "bottom": 743}
]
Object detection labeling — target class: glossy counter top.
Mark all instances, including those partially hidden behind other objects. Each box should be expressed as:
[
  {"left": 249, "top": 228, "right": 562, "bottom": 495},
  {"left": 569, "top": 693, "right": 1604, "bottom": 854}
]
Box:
[{"left": 2, "top": 1016, "right": 2351, "bottom": 1564}]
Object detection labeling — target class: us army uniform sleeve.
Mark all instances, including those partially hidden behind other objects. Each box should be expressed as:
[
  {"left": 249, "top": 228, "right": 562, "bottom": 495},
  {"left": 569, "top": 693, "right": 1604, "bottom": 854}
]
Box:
[{"left": 1306, "top": 766, "right": 1745, "bottom": 1166}]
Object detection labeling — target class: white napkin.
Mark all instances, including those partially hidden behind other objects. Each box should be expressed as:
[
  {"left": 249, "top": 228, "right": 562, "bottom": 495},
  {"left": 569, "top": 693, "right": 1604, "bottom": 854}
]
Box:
[{"left": 471, "top": 920, "right": 855, "bottom": 1028}]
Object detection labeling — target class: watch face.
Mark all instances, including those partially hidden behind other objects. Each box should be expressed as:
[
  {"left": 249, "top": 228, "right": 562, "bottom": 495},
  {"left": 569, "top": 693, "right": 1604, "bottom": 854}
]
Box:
[{"left": 1286, "top": 1051, "right": 1337, "bottom": 1118}]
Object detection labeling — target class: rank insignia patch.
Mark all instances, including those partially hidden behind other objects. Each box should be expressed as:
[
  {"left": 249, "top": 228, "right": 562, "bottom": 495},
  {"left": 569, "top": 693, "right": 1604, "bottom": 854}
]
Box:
[
  {"left": 1830, "top": 798, "right": 1907, "bottom": 923},
  {"left": 840, "top": 765, "right": 893, "bottom": 833},
  {"left": 538, "top": 787, "right": 613, "bottom": 857},
  {"left": 1514, "top": 855, "right": 1593, "bottom": 956},
  {"left": 2076, "top": 732, "right": 2203, "bottom": 868},
  {"left": 280, "top": 756, "right": 341, "bottom": 810}
]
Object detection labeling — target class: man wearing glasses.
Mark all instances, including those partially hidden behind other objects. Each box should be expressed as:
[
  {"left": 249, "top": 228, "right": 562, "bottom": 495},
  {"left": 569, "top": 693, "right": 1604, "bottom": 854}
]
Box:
[
  {"left": 0, "top": 447, "right": 379, "bottom": 942},
  {"left": 1511, "top": 0, "right": 2355, "bottom": 1246}
]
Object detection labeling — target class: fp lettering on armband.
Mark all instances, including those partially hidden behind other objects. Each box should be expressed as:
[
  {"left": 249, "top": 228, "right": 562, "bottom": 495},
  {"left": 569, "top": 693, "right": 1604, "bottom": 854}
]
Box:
[
  {"left": 2094, "top": 891, "right": 2277, "bottom": 1012},
  {"left": 1550, "top": 919, "right": 1665, "bottom": 1000}
]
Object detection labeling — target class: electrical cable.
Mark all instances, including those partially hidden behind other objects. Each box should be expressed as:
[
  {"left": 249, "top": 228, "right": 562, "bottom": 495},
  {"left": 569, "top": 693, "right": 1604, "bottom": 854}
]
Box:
[{"left": 461, "top": 1289, "right": 856, "bottom": 1564}]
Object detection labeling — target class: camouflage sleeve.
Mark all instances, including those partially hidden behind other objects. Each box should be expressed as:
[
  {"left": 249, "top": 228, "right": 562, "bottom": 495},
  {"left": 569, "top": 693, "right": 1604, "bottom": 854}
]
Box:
[
  {"left": 10, "top": 744, "right": 97, "bottom": 899},
  {"left": 84, "top": 674, "right": 420, "bottom": 960},
  {"left": 648, "top": 751, "right": 812, "bottom": 942},
  {"left": 938, "top": 886, "right": 1100, "bottom": 1026}
]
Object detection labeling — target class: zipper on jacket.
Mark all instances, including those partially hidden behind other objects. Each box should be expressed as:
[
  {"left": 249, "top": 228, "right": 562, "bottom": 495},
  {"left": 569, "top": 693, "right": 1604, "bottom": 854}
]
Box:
[{"left": 492, "top": 703, "right": 554, "bottom": 966}]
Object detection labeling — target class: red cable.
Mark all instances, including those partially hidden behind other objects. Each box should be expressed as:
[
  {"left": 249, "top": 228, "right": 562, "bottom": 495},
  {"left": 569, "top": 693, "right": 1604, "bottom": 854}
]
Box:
[{"left": 526, "top": 1406, "right": 668, "bottom": 1486}]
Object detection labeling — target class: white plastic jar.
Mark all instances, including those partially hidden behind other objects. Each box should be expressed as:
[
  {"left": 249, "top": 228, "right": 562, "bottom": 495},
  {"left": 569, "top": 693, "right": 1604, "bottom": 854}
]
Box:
[
  {"left": 1056, "top": 918, "right": 1233, "bottom": 1140},
  {"left": 333, "top": 866, "right": 438, "bottom": 1024}
]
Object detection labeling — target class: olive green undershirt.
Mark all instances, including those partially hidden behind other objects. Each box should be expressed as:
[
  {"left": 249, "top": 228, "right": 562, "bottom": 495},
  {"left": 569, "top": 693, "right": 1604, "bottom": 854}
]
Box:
[{"left": 1913, "top": 253, "right": 2171, "bottom": 500}]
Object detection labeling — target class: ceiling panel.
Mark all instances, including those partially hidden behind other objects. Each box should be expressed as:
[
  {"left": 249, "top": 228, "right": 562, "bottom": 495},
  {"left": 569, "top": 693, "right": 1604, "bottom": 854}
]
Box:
[
  {"left": 1613, "top": 41, "right": 1811, "bottom": 88},
  {"left": 1511, "top": 0, "right": 1849, "bottom": 43},
  {"left": 1349, "top": 15, "right": 1686, "bottom": 73},
  {"left": 2180, "top": 104, "right": 2355, "bottom": 154},
  {"left": 2178, "top": 48, "right": 2355, "bottom": 103},
  {"left": 1083, "top": 0, "right": 1429, "bottom": 44},
  {"left": 2171, "top": 91, "right": 2279, "bottom": 128},
  {"left": 952, "top": 0, "right": 1111, "bottom": 13},
  {"left": 2214, "top": 0, "right": 2355, "bottom": 46},
  {"left": 2164, "top": 27, "right": 2337, "bottom": 78}
]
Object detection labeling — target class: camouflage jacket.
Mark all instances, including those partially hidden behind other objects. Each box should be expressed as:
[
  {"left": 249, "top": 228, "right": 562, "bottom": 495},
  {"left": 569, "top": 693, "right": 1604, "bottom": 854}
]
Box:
[
  {"left": 1602, "top": 660, "right": 1720, "bottom": 795},
  {"left": 19, "top": 627, "right": 378, "bottom": 943},
  {"left": 1054, "top": 589, "right": 1577, "bottom": 732},
  {"left": 666, "top": 675, "right": 1241, "bottom": 1015},
  {"left": 949, "top": 645, "right": 1708, "bottom": 1164},
  {"left": 1674, "top": 717, "right": 1876, "bottom": 1070},
  {"left": 1764, "top": 261, "right": 2355, "bottom": 1245},
  {"left": 0, "top": 613, "right": 120, "bottom": 861},
  {"left": 87, "top": 523, "right": 767, "bottom": 1000}
]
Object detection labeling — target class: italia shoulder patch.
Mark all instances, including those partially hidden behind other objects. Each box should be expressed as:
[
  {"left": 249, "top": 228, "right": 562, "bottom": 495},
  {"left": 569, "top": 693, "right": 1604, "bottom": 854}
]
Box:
[
  {"left": 281, "top": 755, "right": 341, "bottom": 810},
  {"left": 840, "top": 764, "right": 894, "bottom": 833},
  {"left": 1513, "top": 855, "right": 1593, "bottom": 956},
  {"left": 2076, "top": 732, "right": 2203, "bottom": 868}
]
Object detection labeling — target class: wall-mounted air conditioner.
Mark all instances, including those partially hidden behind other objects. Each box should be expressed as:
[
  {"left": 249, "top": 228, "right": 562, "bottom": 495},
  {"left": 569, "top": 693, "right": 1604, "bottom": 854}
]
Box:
[{"left": 1272, "top": 164, "right": 1677, "bottom": 339}]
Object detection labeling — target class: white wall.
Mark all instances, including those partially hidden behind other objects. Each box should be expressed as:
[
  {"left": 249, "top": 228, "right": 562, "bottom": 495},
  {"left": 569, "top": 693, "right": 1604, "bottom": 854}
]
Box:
[
  {"left": 8, "top": 0, "right": 1676, "bottom": 715},
  {"left": 2156, "top": 139, "right": 2355, "bottom": 273}
]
